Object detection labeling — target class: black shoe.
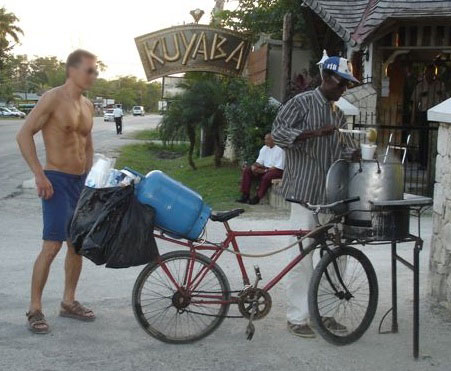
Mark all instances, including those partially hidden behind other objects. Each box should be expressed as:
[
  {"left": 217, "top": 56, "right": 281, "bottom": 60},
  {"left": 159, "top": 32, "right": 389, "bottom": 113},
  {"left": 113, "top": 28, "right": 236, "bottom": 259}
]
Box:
[
  {"left": 236, "top": 195, "right": 249, "bottom": 204},
  {"left": 249, "top": 196, "right": 260, "bottom": 205}
]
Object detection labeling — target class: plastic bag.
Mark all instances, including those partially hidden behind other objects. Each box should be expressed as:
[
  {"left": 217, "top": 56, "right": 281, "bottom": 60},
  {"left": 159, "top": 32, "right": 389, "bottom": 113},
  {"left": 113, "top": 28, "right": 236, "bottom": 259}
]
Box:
[
  {"left": 85, "top": 155, "right": 114, "bottom": 188},
  {"left": 70, "top": 185, "right": 159, "bottom": 268}
]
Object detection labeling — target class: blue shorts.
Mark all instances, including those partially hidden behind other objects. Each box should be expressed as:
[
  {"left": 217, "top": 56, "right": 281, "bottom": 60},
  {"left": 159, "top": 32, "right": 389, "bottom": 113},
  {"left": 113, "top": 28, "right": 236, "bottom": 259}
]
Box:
[{"left": 42, "top": 170, "right": 87, "bottom": 241}]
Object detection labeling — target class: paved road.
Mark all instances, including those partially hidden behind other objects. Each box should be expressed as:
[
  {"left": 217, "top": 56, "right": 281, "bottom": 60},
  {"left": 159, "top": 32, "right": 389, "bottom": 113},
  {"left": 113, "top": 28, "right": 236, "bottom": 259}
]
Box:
[
  {"left": 0, "top": 115, "right": 161, "bottom": 199},
  {"left": 0, "top": 195, "right": 449, "bottom": 371},
  {"left": 1, "top": 114, "right": 450, "bottom": 370}
]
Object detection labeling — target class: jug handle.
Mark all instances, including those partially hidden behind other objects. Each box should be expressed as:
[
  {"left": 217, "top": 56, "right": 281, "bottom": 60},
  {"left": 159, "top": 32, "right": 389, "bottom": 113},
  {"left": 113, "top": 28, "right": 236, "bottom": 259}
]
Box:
[{"left": 123, "top": 167, "right": 145, "bottom": 179}]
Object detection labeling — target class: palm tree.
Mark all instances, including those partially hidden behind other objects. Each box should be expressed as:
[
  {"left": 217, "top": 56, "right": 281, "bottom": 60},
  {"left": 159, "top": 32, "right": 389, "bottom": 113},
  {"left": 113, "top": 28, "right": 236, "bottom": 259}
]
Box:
[
  {"left": 0, "top": 7, "right": 23, "bottom": 67},
  {"left": 160, "top": 73, "right": 228, "bottom": 169}
]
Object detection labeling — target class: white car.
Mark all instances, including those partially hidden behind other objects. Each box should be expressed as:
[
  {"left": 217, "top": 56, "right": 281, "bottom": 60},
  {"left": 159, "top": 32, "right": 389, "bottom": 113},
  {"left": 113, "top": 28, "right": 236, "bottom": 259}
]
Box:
[
  {"left": 132, "top": 106, "right": 145, "bottom": 116},
  {"left": 8, "top": 107, "right": 26, "bottom": 118},
  {"left": 0, "top": 107, "right": 16, "bottom": 118},
  {"left": 103, "top": 109, "right": 115, "bottom": 122}
]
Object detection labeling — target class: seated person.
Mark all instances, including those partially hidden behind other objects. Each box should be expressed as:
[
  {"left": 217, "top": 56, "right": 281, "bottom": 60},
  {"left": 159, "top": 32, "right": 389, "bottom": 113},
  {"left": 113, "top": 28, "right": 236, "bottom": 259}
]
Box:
[{"left": 236, "top": 133, "right": 285, "bottom": 205}]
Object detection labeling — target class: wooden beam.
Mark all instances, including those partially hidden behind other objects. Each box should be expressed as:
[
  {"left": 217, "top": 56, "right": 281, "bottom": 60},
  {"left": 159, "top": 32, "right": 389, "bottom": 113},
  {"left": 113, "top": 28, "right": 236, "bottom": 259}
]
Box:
[{"left": 281, "top": 13, "right": 293, "bottom": 103}]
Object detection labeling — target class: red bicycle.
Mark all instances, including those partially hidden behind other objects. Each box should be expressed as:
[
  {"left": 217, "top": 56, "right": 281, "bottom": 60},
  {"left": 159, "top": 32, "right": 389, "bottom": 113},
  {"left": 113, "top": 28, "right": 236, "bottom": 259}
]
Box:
[{"left": 132, "top": 197, "right": 378, "bottom": 345}]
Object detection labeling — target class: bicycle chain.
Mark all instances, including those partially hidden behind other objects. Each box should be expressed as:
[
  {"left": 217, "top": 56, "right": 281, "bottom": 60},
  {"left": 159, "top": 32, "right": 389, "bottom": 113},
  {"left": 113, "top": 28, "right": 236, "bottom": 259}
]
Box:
[
  {"left": 183, "top": 309, "right": 244, "bottom": 319},
  {"left": 183, "top": 289, "right": 244, "bottom": 319}
]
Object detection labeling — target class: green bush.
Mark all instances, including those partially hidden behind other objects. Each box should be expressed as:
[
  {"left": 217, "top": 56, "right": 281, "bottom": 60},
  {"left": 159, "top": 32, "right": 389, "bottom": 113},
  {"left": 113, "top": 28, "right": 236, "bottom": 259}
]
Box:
[{"left": 224, "top": 79, "right": 279, "bottom": 164}]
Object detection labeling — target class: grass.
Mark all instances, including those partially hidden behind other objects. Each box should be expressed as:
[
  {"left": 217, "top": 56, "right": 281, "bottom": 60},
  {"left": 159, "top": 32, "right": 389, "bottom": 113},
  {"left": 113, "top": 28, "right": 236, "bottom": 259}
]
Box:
[
  {"left": 116, "top": 142, "right": 242, "bottom": 210},
  {"left": 133, "top": 129, "right": 161, "bottom": 140}
]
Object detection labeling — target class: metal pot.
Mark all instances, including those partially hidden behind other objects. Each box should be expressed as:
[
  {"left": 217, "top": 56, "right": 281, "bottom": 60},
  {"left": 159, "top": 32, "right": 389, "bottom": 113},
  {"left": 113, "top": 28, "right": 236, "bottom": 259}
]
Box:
[{"left": 326, "top": 158, "right": 406, "bottom": 240}]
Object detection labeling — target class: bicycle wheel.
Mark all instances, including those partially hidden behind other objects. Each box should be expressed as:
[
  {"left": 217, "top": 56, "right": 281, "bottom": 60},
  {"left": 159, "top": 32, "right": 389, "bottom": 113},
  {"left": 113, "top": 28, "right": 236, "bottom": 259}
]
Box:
[
  {"left": 132, "top": 251, "right": 230, "bottom": 344},
  {"left": 308, "top": 246, "right": 378, "bottom": 345}
]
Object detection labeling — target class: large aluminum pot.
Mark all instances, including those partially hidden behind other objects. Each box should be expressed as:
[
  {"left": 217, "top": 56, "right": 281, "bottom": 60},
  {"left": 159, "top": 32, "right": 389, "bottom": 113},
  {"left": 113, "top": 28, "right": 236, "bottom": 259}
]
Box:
[{"left": 326, "top": 159, "right": 404, "bottom": 224}]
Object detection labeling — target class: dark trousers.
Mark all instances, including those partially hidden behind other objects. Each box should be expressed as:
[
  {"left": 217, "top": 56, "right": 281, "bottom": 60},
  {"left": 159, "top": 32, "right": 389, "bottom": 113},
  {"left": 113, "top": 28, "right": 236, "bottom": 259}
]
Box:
[
  {"left": 416, "top": 111, "right": 428, "bottom": 168},
  {"left": 114, "top": 117, "right": 122, "bottom": 134},
  {"left": 240, "top": 166, "right": 283, "bottom": 199}
]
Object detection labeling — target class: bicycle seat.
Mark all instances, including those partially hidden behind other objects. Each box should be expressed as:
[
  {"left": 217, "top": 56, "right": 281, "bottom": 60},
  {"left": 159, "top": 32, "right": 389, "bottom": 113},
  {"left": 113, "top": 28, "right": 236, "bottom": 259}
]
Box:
[{"left": 210, "top": 209, "right": 245, "bottom": 222}]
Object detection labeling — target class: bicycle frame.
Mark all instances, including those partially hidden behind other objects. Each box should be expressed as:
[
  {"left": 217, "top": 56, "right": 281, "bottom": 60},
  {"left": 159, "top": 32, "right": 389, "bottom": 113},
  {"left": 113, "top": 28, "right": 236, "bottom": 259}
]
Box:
[{"left": 153, "top": 220, "right": 328, "bottom": 305}]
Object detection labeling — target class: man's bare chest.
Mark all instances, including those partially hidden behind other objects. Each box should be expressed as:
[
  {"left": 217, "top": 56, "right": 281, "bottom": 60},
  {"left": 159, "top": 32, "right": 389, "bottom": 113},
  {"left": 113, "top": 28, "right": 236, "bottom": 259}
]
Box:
[{"left": 52, "top": 101, "right": 92, "bottom": 135}]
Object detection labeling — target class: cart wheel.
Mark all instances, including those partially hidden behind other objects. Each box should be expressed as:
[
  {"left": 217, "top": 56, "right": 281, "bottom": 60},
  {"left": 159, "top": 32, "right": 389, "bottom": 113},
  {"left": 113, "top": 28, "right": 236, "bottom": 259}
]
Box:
[
  {"left": 132, "top": 251, "right": 230, "bottom": 344},
  {"left": 308, "top": 246, "right": 378, "bottom": 345}
]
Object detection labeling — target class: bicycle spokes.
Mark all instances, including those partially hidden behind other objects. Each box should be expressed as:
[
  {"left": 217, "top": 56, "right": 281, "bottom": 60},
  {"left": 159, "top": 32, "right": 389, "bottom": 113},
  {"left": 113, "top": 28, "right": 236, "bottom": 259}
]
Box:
[
  {"left": 133, "top": 252, "right": 230, "bottom": 343},
  {"left": 317, "top": 255, "right": 370, "bottom": 335}
]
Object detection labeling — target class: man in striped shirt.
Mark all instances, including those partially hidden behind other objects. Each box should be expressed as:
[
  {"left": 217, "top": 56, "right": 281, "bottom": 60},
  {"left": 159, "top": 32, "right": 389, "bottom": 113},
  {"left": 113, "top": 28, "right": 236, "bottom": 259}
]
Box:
[{"left": 272, "top": 56, "right": 358, "bottom": 338}]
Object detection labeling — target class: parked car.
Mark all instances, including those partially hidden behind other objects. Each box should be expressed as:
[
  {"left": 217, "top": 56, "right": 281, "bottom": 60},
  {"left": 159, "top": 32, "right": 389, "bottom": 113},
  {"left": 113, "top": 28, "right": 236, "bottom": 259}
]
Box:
[
  {"left": 8, "top": 107, "right": 26, "bottom": 118},
  {"left": 132, "top": 106, "right": 145, "bottom": 116},
  {"left": 103, "top": 109, "right": 115, "bottom": 122},
  {"left": 0, "top": 107, "right": 16, "bottom": 118}
]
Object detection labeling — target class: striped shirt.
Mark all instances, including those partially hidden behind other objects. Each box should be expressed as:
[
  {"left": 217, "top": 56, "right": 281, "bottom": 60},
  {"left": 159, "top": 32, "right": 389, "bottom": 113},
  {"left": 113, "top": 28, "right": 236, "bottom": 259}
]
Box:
[{"left": 271, "top": 88, "right": 355, "bottom": 204}]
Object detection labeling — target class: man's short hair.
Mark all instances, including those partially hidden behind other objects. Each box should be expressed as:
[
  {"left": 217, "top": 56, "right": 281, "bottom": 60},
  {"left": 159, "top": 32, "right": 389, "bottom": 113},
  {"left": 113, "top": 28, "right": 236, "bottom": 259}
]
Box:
[{"left": 66, "top": 49, "right": 96, "bottom": 77}]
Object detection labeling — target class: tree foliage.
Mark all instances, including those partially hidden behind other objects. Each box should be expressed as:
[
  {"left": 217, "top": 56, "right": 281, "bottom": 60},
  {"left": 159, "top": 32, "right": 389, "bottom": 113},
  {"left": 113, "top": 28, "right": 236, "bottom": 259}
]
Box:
[
  {"left": 0, "top": 53, "right": 161, "bottom": 111},
  {"left": 0, "top": 7, "right": 23, "bottom": 100},
  {"left": 224, "top": 79, "right": 279, "bottom": 164},
  {"left": 0, "top": 7, "right": 23, "bottom": 69},
  {"left": 215, "top": 0, "right": 306, "bottom": 41},
  {"left": 160, "top": 74, "right": 279, "bottom": 169},
  {"left": 89, "top": 76, "right": 161, "bottom": 112},
  {"left": 160, "top": 73, "right": 228, "bottom": 169}
]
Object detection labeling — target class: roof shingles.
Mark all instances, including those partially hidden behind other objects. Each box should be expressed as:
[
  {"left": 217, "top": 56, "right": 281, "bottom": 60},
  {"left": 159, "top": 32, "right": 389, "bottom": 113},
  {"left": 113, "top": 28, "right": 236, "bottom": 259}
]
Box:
[{"left": 303, "top": 0, "right": 451, "bottom": 45}]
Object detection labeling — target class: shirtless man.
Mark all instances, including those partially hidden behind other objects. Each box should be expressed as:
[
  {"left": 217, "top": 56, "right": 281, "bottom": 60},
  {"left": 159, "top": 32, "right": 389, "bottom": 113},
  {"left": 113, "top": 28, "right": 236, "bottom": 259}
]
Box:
[{"left": 16, "top": 49, "right": 98, "bottom": 334}]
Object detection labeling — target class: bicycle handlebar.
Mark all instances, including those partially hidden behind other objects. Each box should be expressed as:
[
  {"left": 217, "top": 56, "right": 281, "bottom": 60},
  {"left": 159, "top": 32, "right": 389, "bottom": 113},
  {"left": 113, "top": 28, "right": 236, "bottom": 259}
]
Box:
[{"left": 285, "top": 196, "right": 360, "bottom": 211}]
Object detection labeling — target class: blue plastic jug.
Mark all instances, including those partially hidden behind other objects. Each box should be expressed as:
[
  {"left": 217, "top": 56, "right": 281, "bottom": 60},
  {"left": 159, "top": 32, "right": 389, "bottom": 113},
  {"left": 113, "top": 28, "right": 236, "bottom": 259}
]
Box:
[{"left": 130, "top": 169, "right": 211, "bottom": 240}]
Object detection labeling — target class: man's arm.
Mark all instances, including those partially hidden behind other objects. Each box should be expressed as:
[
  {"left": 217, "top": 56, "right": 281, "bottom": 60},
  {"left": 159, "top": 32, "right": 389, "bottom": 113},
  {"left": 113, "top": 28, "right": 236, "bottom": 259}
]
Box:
[
  {"left": 252, "top": 147, "right": 267, "bottom": 172},
  {"left": 85, "top": 133, "right": 94, "bottom": 173},
  {"left": 16, "top": 92, "right": 55, "bottom": 200},
  {"left": 271, "top": 98, "right": 305, "bottom": 149},
  {"left": 272, "top": 97, "right": 333, "bottom": 148},
  {"left": 85, "top": 101, "right": 94, "bottom": 172}
]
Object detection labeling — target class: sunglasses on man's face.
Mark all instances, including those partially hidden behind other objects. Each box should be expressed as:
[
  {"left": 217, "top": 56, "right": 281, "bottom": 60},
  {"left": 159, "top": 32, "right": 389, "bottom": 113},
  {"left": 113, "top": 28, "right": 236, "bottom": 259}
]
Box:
[
  {"left": 84, "top": 67, "right": 99, "bottom": 77},
  {"left": 330, "top": 74, "right": 350, "bottom": 88}
]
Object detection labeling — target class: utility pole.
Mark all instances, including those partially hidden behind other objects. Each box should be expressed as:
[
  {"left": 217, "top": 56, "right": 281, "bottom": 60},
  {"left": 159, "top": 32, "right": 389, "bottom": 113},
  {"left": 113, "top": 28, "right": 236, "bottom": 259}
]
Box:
[
  {"left": 213, "top": 0, "right": 226, "bottom": 13},
  {"left": 281, "top": 13, "right": 293, "bottom": 103}
]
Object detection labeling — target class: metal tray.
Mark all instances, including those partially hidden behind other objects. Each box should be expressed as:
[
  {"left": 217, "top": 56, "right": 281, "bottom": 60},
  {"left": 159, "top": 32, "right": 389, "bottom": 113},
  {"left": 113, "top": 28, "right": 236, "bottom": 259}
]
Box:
[{"left": 369, "top": 193, "right": 432, "bottom": 208}]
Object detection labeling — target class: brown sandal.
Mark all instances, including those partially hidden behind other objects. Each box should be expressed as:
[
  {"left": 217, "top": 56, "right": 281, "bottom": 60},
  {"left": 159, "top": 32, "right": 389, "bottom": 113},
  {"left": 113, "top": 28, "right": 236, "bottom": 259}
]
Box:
[
  {"left": 59, "top": 301, "right": 96, "bottom": 322},
  {"left": 26, "top": 310, "right": 50, "bottom": 334}
]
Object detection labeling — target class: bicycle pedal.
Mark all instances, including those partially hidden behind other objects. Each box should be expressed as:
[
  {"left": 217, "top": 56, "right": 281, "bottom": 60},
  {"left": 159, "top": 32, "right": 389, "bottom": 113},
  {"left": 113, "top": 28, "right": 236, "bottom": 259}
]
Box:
[
  {"left": 254, "top": 265, "right": 262, "bottom": 281},
  {"left": 246, "top": 323, "right": 255, "bottom": 341}
]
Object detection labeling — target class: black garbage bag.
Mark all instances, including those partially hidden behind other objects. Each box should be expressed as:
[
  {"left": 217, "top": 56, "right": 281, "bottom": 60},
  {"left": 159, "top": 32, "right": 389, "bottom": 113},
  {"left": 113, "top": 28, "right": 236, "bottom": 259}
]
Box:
[{"left": 70, "top": 185, "right": 159, "bottom": 268}]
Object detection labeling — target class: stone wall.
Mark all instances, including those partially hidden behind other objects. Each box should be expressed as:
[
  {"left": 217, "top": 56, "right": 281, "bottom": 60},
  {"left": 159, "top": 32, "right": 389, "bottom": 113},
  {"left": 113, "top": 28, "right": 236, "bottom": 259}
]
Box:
[
  {"left": 429, "top": 122, "right": 451, "bottom": 310},
  {"left": 342, "top": 83, "right": 377, "bottom": 123}
]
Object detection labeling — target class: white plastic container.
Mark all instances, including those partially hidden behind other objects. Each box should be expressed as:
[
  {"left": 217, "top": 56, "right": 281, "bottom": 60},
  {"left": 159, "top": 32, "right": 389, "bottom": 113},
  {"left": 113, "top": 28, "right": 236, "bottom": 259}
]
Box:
[{"left": 361, "top": 143, "right": 377, "bottom": 161}]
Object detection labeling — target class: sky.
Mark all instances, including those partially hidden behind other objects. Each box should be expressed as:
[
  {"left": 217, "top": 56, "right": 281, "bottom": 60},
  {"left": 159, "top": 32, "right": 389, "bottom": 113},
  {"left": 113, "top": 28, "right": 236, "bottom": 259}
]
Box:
[{"left": 2, "top": 0, "right": 236, "bottom": 80}]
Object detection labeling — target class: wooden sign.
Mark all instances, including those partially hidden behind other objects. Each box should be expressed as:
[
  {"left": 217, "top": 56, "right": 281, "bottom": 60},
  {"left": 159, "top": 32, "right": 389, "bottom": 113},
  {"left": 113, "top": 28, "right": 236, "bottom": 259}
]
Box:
[{"left": 135, "top": 24, "right": 251, "bottom": 81}]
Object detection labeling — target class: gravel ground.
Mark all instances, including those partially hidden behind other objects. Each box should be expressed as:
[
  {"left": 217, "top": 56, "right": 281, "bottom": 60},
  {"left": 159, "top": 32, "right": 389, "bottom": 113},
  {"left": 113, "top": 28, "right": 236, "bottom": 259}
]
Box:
[{"left": 0, "top": 187, "right": 450, "bottom": 371}]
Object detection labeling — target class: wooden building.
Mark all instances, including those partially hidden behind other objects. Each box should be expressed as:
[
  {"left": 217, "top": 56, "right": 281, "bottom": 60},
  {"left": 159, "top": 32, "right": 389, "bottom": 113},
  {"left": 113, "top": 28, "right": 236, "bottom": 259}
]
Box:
[{"left": 303, "top": 0, "right": 451, "bottom": 123}]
